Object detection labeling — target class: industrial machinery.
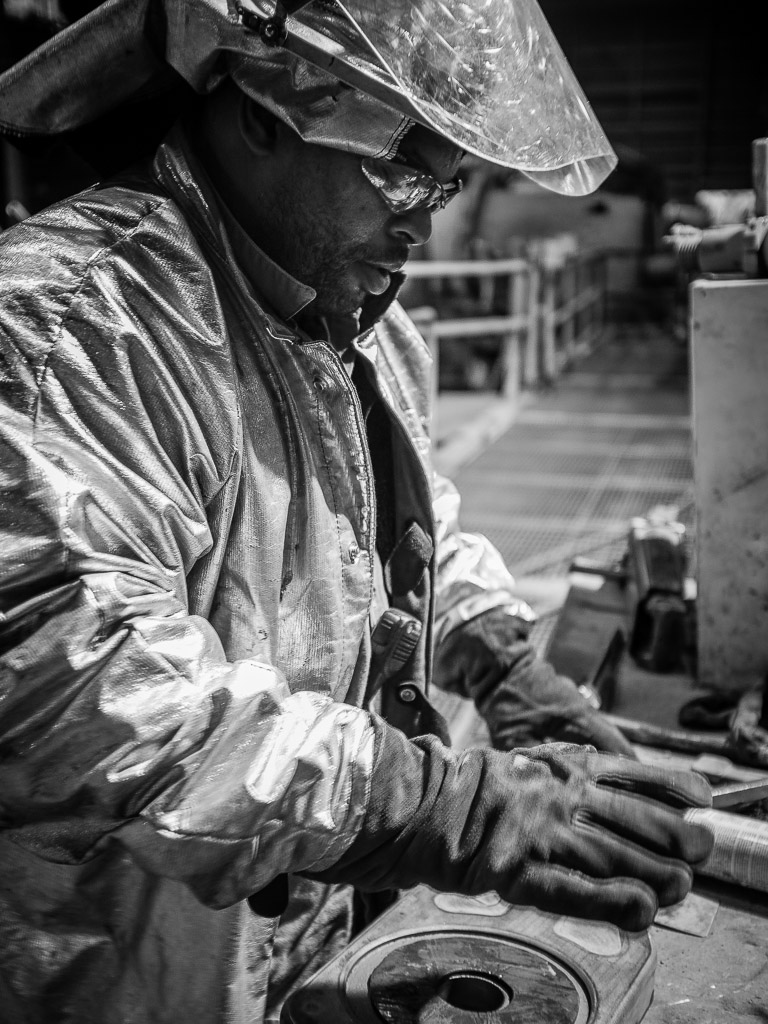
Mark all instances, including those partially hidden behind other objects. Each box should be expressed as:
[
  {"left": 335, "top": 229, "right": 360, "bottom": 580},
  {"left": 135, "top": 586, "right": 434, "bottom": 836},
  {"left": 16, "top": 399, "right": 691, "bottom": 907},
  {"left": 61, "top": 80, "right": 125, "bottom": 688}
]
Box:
[
  {"left": 690, "top": 270, "right": 768, "bottom": 690},
  {"left": 684, "top": 139, "right": 768, "bottom": 692},
  {"left": 664, "top": 139, "right": 768, "bottom": 279},
  {"left": 282, "top": 887, "right": 655, "bottom": 1024}
]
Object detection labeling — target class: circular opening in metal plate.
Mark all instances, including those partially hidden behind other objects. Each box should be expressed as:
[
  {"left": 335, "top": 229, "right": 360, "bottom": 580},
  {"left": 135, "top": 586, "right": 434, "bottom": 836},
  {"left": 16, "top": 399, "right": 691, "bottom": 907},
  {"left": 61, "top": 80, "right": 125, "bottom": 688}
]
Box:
[
  {"left": 360, "top": 929, "right": 592, "bottom": 1024},
  {"left": 437, "top": 971, "right": 512, "bottom": 1013}
]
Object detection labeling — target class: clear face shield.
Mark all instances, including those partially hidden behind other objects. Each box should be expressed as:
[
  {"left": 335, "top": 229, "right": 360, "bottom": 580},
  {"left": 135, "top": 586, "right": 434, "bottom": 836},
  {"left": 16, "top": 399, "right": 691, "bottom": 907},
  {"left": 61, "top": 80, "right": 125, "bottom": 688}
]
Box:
[
  {"left": 253, "top": 0, "right": 617, "bottom": 195},
  {"left": 0, "top": 0, "right": 616, "bottom": 197}
]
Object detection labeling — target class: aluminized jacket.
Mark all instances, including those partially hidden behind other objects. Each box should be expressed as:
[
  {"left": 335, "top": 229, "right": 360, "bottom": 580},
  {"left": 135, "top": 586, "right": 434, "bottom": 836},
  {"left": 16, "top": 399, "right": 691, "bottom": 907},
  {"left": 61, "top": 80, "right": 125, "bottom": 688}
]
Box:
[{"left": 0, "top": 133, "right": 524, "bottom": 1022}]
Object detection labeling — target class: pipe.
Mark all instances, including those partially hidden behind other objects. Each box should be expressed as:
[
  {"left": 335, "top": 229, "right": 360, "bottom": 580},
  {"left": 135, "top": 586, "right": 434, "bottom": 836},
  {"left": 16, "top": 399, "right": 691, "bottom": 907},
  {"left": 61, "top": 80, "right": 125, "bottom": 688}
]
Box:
[{"left": 686, "top": 808, "right": 768, "bottom": 894}]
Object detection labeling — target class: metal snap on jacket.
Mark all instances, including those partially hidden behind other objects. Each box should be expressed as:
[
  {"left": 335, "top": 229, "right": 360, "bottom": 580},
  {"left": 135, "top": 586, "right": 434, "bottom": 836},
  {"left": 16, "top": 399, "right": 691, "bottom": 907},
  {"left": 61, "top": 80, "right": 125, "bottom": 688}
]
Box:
[{"left": 348, "top": 542, "right": 360, "bottom": 563}]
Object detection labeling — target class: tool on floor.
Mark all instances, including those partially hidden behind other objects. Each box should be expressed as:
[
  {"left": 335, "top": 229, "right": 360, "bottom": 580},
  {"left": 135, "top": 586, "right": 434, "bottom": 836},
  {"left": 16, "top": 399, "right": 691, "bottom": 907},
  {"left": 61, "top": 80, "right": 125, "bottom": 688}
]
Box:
[
  {"left": 678, "top": 691, "right": 740, "bottom": 730},
  {"left": 563, "top": 511, "right": 689, "bottom": 675},
  {"left": 607, "top": 703, "right": 768, "bottom": 771},
  {"left": 677, "top": 687, "right": 768, "bottom": 770},
  {"left": 624, "top": 515, "right": 688, "bottom": 672},
  {"left": 632, "top": 746, "right": 768, "bottom": 784},
  {"left": 605, "top": 714, "right": 730, "bottom": 756}
]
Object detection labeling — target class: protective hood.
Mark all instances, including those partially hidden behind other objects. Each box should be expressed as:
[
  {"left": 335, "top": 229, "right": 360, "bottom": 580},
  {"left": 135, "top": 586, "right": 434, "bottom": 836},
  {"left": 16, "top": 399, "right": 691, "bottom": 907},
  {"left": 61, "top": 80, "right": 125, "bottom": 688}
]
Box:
[{"left": 0, "top": 0, "right": 616, "bottom": 195}]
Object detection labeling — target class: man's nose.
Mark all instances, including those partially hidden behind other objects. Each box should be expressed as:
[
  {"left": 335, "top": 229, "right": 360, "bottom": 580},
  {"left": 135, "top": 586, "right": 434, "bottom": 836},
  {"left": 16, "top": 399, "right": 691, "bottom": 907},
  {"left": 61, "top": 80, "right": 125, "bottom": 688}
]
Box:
[{"left": 389, "top": 207, "right": 433, "bottom": 246}]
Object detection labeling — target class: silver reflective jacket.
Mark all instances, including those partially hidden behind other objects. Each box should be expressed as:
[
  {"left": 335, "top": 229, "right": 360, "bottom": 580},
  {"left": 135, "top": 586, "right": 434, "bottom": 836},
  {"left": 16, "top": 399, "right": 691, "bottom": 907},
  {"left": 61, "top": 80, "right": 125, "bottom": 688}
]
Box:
[{"left": 0, "top": 134, "right": 522, "bottom": 1023}]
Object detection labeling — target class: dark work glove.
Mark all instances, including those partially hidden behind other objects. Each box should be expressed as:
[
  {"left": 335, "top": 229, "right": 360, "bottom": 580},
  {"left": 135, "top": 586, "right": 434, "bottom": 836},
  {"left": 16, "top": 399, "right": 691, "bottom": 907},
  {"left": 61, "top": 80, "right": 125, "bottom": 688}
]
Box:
[
  {"left": 308, "top": 725, "right": 713, "bottom": 932},
  {"left": 434, "top": 608, "right": 635, "bottom": 756}
]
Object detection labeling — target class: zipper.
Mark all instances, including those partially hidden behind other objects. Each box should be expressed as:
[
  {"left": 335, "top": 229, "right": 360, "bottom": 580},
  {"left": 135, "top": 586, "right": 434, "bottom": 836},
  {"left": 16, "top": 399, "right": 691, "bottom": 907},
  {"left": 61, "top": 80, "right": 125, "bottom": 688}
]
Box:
[
  {"left": 311, "top": 339, "right": 378, "bottom": 575},
  {"left": 353, "top": 348, "right": 437, "bottom": 689}
]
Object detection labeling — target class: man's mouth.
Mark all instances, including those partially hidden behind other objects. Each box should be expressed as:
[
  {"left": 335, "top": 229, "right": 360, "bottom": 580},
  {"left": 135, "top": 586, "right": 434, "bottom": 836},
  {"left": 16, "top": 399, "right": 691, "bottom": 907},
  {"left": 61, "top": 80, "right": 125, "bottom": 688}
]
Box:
[
  {"left": 374, "top": 259, "right": 407, "bottom": 274},
  {"left": 358, "top": 262, "right": 396, "bottom": 296}
]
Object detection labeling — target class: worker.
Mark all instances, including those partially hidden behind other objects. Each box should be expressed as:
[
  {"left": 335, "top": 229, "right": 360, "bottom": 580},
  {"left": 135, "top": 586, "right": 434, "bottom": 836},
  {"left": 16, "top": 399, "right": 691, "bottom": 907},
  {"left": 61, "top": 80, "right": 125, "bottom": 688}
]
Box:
[{"left": 0, "top": 2, "right": 712, "bottom": 1022}]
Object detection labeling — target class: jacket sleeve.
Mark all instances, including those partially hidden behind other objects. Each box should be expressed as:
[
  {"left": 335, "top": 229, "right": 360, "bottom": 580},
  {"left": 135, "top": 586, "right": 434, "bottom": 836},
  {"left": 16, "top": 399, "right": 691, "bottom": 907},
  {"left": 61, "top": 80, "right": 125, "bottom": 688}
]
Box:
[
  {"left": 0, "top": 207, "right": 376, "bottom": 910},
  {"left": 428, "top": 466, "right": 635, "bottom": 755},
  {"left": 432, "top": 471, "right": 537, "bottom": 661}
]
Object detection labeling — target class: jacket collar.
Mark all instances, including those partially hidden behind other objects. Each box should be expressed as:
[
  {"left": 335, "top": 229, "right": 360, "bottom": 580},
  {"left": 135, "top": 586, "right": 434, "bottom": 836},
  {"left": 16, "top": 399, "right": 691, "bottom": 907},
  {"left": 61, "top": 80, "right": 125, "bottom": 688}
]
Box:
[{"left": 171, "top": 126, "right": 316, "bottom": 322}]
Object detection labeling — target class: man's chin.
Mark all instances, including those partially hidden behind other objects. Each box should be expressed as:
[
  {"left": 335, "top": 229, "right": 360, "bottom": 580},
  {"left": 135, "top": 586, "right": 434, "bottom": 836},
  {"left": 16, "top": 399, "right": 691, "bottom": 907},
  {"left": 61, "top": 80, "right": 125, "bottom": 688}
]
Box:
[{"left": 311, "top": 284, "right": 366, "bottom": 320}]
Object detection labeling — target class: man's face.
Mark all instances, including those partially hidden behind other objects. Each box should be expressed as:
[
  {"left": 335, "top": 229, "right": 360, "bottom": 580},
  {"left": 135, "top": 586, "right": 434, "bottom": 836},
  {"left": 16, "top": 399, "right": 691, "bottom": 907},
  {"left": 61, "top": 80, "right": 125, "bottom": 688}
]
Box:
[{"left": 262, "top": 123, "right": 463, "bottom": 318}]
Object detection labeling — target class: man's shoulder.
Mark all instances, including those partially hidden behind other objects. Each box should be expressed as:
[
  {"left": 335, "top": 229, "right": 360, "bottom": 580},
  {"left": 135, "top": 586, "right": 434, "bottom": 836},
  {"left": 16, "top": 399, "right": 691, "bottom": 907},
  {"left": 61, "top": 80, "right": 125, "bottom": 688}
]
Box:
[
  {"left": 0, "top": 177, "right": 194, "bottom": 282},
  {"left": 0, "top": 177, "right": 228, "bottom": 399},
  {"left": 0, "top": 177, "right": 219, "bottom": 370}
]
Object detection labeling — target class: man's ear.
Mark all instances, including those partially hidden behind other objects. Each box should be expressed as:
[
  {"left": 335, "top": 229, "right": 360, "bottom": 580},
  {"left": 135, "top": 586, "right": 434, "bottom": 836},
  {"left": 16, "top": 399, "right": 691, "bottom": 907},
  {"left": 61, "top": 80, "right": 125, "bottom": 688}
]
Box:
[{"left": 238, "top": 96, "right": 279, "bottom": 157}]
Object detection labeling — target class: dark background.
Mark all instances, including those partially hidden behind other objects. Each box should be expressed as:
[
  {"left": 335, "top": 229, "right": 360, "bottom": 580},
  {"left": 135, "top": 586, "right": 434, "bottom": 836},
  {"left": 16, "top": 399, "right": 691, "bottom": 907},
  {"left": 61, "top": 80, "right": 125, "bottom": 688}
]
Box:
[{"left": 541, "top": 0, "right": 765, "bottom": 200}]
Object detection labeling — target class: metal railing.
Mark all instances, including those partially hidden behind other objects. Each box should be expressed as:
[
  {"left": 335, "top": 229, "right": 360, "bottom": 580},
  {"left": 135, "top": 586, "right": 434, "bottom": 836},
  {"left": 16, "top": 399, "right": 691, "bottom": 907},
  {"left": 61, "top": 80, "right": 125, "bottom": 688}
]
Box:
[
  {"left": 405, "top": 258, "right": 539, "bottom": 400},
  {"left": 404, "top": 251, "right": 607, "bottom": 395},
  {"left": 538, "top": 251, "right": 607, "bottom": 382}
]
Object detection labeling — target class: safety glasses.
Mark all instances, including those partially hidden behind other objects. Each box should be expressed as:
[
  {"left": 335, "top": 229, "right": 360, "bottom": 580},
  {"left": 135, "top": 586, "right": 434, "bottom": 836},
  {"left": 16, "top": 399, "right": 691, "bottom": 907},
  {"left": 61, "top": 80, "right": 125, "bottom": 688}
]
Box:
[{"left": 361, "top": 157, "right": 463, "bottom": 214}]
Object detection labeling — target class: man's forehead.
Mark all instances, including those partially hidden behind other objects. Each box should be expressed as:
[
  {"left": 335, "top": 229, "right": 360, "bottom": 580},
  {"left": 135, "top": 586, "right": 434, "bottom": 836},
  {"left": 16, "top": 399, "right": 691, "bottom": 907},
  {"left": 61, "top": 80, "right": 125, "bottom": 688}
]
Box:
[{"left": 397, "top": 123, "right": 464, "bottom": 183}]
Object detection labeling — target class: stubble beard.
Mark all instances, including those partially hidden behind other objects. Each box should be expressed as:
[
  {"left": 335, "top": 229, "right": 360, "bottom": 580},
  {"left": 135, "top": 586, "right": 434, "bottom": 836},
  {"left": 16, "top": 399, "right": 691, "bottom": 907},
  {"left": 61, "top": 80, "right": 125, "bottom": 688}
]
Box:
[
  {"left": 271, "top": 186, "right": 370, "bottom": 315},
  {"left": 272, "top": 184, "right": 409, "bottom": 317}
]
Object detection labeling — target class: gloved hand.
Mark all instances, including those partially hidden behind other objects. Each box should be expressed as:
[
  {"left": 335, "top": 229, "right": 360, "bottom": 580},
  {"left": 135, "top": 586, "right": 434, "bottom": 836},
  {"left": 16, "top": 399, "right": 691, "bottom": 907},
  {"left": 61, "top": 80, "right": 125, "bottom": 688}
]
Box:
[
  {"left": 486, "top": 667, "right": 636, "bottom": 756},
  {"left": 434, "top": 607, "right": 635, "bottom": 756},
  {"left": 308, "top": 726, "right": 713, "bottom": 931}
]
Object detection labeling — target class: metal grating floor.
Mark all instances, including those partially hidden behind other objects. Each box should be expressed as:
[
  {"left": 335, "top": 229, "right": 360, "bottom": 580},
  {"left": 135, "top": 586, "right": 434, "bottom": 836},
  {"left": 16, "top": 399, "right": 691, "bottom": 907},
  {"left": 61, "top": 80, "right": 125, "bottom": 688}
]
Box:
[
  {"left": 459, "top": 449, "right": 692, "bottom": 483},
  {"left": 458, "top": 483, "right": 692, "bottom": 529},
  {"left": 477, "top": 423, "right": 691, "bottom": 452},
  {"left": 452, "top": 324, "right": 695, "bottom": 585},
  {"left": 433, "top": 323, "right": 696, "bottom": 747},
  {"left": 527, "top": 390, "right": 688, "bottom": 417}
]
